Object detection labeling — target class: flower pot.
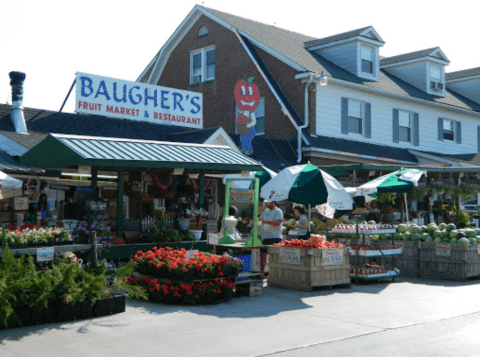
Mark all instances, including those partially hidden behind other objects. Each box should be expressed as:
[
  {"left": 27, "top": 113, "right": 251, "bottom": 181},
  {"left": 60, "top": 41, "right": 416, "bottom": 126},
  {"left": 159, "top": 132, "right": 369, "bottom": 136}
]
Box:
[
  {"left": 189, "top": 230, "right": 203, "bottom": 241},
  {"left": 114, "top": 295, "right": 126, "bottom": 313},
  {"left": 94, "top": 298, "right": 107, "bottom": 317},
  {"left": 178, "top": 218, "right": 191, "bottom": 231}
]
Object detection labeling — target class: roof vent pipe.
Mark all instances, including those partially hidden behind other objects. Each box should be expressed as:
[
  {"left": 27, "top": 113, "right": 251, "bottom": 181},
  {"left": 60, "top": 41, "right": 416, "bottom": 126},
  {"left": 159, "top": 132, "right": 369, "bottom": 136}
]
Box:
[{"left": 9, "top": 71, "right": 28, "bottom": 134}]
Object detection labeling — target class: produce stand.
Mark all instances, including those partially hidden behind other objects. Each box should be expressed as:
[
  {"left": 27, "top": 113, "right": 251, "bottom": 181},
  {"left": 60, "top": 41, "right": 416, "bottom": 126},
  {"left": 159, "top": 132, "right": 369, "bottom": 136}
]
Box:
[{"left": 331, "top": 216, "right": 401, "bottom": 284}]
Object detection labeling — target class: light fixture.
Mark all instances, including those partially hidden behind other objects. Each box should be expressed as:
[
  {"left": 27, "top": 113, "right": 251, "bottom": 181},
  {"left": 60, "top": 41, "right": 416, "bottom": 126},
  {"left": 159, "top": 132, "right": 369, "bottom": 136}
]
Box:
[
  {"left": 173, "top": 168, "right": 184, "bottom": 175},
  {"left": 318, "top": 71, "right": 328, "bottom": 86},
  {"left": 240, "top": 170, "right": 250, "bottom": 177}
]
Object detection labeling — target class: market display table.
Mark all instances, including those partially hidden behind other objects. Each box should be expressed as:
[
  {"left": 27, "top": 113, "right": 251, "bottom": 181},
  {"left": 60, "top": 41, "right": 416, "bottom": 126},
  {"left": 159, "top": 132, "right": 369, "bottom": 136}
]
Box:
[{"left": 0, "top": 244, "right": 91, "bottom": 257}]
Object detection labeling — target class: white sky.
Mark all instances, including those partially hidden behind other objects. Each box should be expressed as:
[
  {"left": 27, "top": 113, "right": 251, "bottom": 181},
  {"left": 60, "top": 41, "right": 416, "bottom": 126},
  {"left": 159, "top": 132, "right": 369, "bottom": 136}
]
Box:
[{"left": 1, "top": 0, "right": 479, "bottom": 114}]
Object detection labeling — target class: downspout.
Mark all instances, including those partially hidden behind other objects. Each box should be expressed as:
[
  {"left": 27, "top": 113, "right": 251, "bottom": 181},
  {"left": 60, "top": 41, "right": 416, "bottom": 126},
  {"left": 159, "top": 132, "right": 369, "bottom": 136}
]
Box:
[{"left": 298, "top": 74, "right": 314, "bottom": 163}]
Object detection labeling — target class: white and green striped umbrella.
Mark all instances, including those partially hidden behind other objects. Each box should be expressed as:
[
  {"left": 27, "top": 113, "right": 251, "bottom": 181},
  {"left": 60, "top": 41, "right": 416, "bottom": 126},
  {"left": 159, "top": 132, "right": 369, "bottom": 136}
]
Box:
[
  {"left": 260, "top": 163, "right": 354, "bottom": 210},
  {"left": 223, "top": 166, "right": 277, "bottom": 189},
  {"left": 354, "top": 168, "right": 426, "bottom": 196}
]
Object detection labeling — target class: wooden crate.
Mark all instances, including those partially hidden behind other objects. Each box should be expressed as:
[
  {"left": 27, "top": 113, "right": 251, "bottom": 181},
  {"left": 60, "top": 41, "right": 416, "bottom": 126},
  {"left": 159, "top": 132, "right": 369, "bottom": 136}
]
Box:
[
  {"left": 267, "top": 246, "right": 351, "bottom": 291},
  {"left": 418, "top": 242, "right": 480, "bottom": 281},
  {"left": 395, "top": 256, "right": 419, "bottom": 277}
]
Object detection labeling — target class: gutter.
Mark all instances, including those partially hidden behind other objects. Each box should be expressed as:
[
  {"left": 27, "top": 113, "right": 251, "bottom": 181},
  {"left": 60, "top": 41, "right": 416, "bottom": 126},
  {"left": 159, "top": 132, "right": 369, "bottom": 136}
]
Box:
[{"left": 298, "top": 74, "right": 314, "bottom": 163}]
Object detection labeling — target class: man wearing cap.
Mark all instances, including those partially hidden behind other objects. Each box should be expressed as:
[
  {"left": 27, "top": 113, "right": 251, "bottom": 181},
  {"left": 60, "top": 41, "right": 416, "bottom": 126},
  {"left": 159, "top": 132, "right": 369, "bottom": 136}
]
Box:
[{"left": 259, "top": 200, "right": 284, "bottom": 245}]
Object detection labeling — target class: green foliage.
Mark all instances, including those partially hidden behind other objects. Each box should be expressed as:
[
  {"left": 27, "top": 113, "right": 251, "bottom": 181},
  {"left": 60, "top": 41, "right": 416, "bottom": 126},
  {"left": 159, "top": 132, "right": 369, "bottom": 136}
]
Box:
[
  {"left": 112, "top": 262, "right": 148, "bottom": 301},
  {"left": 458, "top": 211, "right": 471, "bottom": 227},
  {"left": 377, "top": 192, "right": 396, "bottom": 205}
]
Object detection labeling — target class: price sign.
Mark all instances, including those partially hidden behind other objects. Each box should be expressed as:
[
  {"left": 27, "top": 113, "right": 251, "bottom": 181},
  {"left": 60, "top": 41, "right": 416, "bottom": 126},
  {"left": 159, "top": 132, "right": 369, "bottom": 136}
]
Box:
[
  {"left": 186, "top": 250, "right": 199, "bottom": 260},
  {"left": 14, "top": 196, "right": 29, "bottom": 211},
  {"left": 279, "top": 248, "right": 301, "bottom": 264},
  {"left": 208, "top": 233, "right": 219, "bottom": 245},
  {"left": 322, "top": 249, "right": 344, "bottom": 265},
  {"left": 436, "top": 244, "right": 451, "bottom": 257},
  {"left": 37, "top": 247, "right": 54, "bottom": 262}
]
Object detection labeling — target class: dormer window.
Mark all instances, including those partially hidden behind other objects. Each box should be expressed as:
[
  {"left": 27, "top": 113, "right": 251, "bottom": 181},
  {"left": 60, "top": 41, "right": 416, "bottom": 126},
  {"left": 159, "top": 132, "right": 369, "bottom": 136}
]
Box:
[
  {"left": 361, "top": 46, "right": 374, "bottom": 74},
  {"left": 429, "top": 64, "right": 444, "bottom": 91}
]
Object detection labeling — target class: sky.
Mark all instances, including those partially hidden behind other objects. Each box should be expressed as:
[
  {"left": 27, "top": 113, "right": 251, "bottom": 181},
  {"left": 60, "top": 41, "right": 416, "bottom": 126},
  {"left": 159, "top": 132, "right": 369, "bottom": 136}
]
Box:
[{"left": 1, "top": 0, "right": 479, "bottom": 114}]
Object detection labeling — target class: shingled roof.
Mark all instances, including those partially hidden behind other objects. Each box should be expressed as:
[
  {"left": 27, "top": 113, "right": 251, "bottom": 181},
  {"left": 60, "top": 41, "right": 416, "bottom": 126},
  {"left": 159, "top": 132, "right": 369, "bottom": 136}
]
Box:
[
  {"left": 380, "top": 47, "right": 450, "bottom": 67},
  {"left": 446, "top": 67, "right": 480, "bottom": 81}
]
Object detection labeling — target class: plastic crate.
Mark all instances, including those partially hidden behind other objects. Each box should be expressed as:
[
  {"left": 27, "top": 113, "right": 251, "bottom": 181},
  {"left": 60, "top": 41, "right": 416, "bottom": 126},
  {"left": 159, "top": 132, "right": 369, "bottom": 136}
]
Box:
[{"left": 234, "top": 254, "right": 251, "bottom": 281}]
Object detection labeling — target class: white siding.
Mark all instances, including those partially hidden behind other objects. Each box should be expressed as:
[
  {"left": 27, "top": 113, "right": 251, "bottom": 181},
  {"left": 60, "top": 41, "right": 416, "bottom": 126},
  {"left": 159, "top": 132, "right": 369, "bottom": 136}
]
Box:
[
  {"left": 316, "top": 42, "right": 357, "bottom": 76},
  {"left": 315, "top": 82, "right": 480, "bottom": 155},
  {"left": 384, "top": 62, "right": 427, "bottom": 92},
  {"left": 448, "top": 79, "right": 480, "bottom": 104}
]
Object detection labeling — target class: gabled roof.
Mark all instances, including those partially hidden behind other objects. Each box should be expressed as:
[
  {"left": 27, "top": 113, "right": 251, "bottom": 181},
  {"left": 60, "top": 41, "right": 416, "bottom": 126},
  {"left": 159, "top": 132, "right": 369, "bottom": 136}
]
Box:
[
  {"left": 446, "top": 67, "right": 480, "bottom": 81},
  {"left": 304, "top": 26, "right": 385, "bottom": 50},
  {"left": 380, "top": 47, "right": 450, "bottom": 67}
]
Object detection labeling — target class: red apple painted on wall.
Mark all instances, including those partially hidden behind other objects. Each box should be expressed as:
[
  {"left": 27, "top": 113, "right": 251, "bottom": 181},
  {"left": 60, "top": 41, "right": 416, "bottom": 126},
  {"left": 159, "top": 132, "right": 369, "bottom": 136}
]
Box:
[{"left": 234, "top": 78, "right": 260, "bottom": 112}]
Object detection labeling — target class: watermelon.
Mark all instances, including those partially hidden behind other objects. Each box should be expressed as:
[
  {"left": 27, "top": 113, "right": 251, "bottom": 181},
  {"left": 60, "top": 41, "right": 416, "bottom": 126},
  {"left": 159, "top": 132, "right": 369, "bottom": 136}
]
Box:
[
  {"left": 458, "top": 237, "right": 469, "bottom": 245},
  {"left": 368, "top": 220, "right": 376, "bottom": 225},
  {"left": 428, "top": 226, "right": 438, "bottom": 235},
  {"left": 438, "top": 223, "right": 447, "bottom": 231},
  {"left": 449, "top": 230, "right": 458, "bottom": 239},
  {"left": 440, "top": 231, "right": 449, "bottom": 239},
  {"left": 422, "top": 233, "right": 429, "bottom": 241},
  {"left": 433, "top": 230, "right": 443, "bottom": 239},
  {"left": 458, "top": 229, "right": 466, "bottom": 233},
  {"left": 408, "top": 225, "right": 417, "bottom": 233},
  {"left": 403, "top": 233, "right": 411, "bottom": 241},
  {"left": 469, "top": 238, "right": 477, "bottom": 244},
  {"left": 476, "top": 236, "right": 480, "bottom": 243},
  {"left": 450, "top": 238, "right": 458, "bottom": 244},
  {"left": 425, "top": 235, "right": 434, "bottom": 242},
  {"left": 465, "top": 229, "right": 476, "bottom": 238},
  {"left": 475, "top": 229, "right": 480, "bottom": 236},
  {"left": 427, "top": 222, "right": 437, "bottom": 227},
  {"left": 434, "top": 237, "right": 443, "bottom": 244},
  {"left": 394, "top": 233, "right": 403, "bottom": 240},
  {"left": 443, "top": 238, "right": 450, "bottom": 243},
  {"left": 446, "top": 223, "right": 457, "bottom": 232},
  {"left": 412, "top": 233, "right": 422, "bottom": 241},
  {"left": 457, "top": 232, "right": 467, "bottom": 239},
  {"left": 420, "top": 225, "right": 428, "bottom": 233},
  {"left": 397, "top": 224, "right": 408, "bottom": 234}
]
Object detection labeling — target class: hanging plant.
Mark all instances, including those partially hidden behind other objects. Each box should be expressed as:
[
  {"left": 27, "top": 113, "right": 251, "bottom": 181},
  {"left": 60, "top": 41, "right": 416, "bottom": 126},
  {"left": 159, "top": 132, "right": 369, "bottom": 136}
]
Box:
[
  {"left": 435, "top": 186, "right": 445, "bottom": 195},
  {"left": 410, "top": 186, "right": 428, "bottom": 201},
  {"left": 443, "top": 186, "right": 452, "bottom": 195},
  {"left": 377, "top": 192, "right": 396, "bottom": 205},
  {"left": 452, "top": 185, "right": 463, "bottom": 196},
  {"left": 428, "top": 187, "right": 436, "bottom": 198}
]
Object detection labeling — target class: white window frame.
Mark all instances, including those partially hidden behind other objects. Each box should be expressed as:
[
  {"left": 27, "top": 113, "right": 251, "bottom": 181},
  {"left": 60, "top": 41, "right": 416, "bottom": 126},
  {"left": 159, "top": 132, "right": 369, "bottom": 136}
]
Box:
[
  {"left": 235, "top": 98, "right": 265, "bottom": 136},
  {"left": 361, "top": 45, "right": 374, "bottom": 75},
  {"left": 347, "top": 99, "right": 364, "bottom": 135},
  {"left": 443, "top": 119, "right": 455, "bottom": 141},
  {"left": 190, "top": 46, "right": 215, "bottom": 85},
  {"left": 398, "top": 110, "right": 412, "bottom": 143},
  {"left": 429, "top": 64, "right": 442, "bottom": 81}
]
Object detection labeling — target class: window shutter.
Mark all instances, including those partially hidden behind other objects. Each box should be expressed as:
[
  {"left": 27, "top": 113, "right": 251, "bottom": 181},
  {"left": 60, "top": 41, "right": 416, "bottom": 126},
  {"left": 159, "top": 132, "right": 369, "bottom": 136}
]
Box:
[
  {"left": 413, "top": 113, "right": 419, "bottom": 146},
  {"left": 365, "top": 103, "right": 371, "bottom": 138},
  {"left": 392, "top": 109, "right": 399, "bottom": 143},
  {"left": 456, "top": 121, "right": 462, "bottom": 144},
  {"left": 438, "top": 118, "right": 443, "bottom": 141},
  {"left": 478, "top": 126, "right": 480, "bottom": 153},
  {"left": 341, "top": 98, "right": 348, "bottom": 134}
]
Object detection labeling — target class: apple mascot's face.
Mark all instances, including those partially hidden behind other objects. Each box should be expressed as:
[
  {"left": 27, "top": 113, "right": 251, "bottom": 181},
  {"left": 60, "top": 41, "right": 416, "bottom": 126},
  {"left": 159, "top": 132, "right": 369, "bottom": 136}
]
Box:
[{"left": 234, "top": 78, "right": 260, "bottom": 112}]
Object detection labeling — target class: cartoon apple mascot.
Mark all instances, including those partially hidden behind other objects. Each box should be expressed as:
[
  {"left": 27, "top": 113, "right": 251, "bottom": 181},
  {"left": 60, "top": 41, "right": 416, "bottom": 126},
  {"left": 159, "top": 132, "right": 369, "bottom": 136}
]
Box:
[{"left": 235, "top": 77, "right": 260, "bottom": 155}]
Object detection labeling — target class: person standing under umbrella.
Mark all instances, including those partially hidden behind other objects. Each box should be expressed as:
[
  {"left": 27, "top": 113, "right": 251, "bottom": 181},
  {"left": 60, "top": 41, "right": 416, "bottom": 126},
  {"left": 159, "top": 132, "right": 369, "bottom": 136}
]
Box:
[
  {"left": 293, "top": 205, "right": 309, "bottom": 240},
  {"left": 259, "top": 200, "right": 283, "bottom": 245}
]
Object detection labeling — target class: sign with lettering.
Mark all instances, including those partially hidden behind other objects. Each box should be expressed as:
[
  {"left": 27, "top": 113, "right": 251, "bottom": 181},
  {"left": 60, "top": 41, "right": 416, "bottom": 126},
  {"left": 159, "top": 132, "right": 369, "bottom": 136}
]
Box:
[
  {"left": 14, "top": 196, "right": 29, "bottom": 211},
  {"left": 279, "top": 248, "right": 301, "bottom": 264},
  {"left": 208, "top": 233, "right": 219, "bottom": 245},
  {"left": 37, "top": 247, "right": 54, "bottom": 262},
  {"left": 186, "top": 250, "right": 199, "bottom": 260},
  {"left": 322, "top": 248, "right": 344, "bottom": 266},
  {"left": 230, "top": 189, "right": 254, "bottom": 204},
  {"left": 76, "top": 72, "right": 203, "bottom": 129},
  {"left": 436, "top": 244, "right": 451, "bottom": 257}
]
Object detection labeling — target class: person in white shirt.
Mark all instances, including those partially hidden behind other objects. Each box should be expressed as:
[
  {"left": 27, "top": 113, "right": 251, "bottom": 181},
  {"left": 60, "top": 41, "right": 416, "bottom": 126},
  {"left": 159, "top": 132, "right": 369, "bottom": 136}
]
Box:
[{"left": 259, "top": 200, "right": 283, "bottom": 245}]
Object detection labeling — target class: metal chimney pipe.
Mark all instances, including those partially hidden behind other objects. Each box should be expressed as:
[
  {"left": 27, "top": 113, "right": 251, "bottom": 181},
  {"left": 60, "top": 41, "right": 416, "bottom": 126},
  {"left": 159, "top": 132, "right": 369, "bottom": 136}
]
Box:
[{"left": 9, "top": 71, "right": 28, "bottom": 134}]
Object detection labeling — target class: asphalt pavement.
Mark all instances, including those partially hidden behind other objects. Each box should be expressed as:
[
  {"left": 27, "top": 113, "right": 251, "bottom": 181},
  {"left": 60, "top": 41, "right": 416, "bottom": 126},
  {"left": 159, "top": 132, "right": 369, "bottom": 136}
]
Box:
[{"left": 1, "top": 276, "right": 480, "bottom": 357}]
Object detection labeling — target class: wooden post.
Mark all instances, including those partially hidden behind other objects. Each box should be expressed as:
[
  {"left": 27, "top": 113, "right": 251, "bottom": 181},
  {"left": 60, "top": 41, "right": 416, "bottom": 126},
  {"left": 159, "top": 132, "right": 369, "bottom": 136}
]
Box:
[
  {"left": 89, "top": 231, "right": 98, "bottom": 268},
  {"left": 117, "top": 169, "right": 124, "bottom": 238},
  {"left": 199, "top": 173, "right": 205, "bottom": 209},
  {"left": 91, "top": 168, "right": 98, "bottom": 191}
]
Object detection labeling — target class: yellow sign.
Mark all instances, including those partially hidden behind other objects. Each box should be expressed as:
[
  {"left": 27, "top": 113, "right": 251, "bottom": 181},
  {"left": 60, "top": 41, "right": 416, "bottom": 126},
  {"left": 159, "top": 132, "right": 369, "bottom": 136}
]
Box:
[{"left": 230, "top": 189, "right": 254, "bottom": 204}]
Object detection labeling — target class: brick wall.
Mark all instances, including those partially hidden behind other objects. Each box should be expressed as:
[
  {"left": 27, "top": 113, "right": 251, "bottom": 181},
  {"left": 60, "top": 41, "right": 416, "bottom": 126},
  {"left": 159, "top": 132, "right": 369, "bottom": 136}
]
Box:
[{"left": 156, "top": 15, "right": 302, "bottom": 140}]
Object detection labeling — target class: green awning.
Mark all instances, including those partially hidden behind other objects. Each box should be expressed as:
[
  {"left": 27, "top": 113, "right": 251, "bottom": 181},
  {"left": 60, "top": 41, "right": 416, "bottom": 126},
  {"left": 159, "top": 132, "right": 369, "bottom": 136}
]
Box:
[{"left": 20, "top": 134, "right": 263, "bottom": 172}]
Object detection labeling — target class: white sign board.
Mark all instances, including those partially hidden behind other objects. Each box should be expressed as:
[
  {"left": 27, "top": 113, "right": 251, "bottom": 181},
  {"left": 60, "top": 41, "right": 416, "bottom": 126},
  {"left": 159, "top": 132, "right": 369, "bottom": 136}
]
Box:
[
  {"left": 37, "top": 247, "right": 55, "bottom": 262},
  {"left": 186, "top": 250, "right": 199, "bottom": 260},
  {"left": 75, "top": 72, "right": 203, "bottom": 129},
  {"left": 208, "top": 233, "right": 219, "bottom": 245},
  {"left": 322, "top": 249, "right": 344, "bottom": 266},
  {"left": 279, "top": 248, "right": 301, "bottom": 264},
  {"left": 436, "top": 244, "right": 451, "bottom": 257}
]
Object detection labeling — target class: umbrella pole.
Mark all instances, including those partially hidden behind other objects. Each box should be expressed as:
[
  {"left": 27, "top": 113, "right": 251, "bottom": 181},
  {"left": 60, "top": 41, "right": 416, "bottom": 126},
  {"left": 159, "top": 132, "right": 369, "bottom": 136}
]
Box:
[
  {"left": 404, "top": 192, "right": 409, "bottom": 226},
  {"left": 308, "top": 204, "right": 311, "bottom": 237}
]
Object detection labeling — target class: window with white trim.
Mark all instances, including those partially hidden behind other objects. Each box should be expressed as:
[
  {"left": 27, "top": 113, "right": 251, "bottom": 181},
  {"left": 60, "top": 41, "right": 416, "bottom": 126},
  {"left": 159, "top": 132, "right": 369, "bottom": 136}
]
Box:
[
  {"left": 399, "top": 110, "right": 412, "bottom": 142},
  {"left": 361, "top": 46, "right": 374, "bottom": 74},
  {"left": 235, "top": 98, "right": 265, "bottom": 135},
  {"left": 348, "top": 100, "right": 363, "bottom": 134},
  {"left": 430, "top": 65, "right": 442, "bottom": 81},
  {"left": 190, "top": 47, "right": 215, "bottom": 84},
  {"left": 443, "top": 119, "right": 455, "bottom": 141}
]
